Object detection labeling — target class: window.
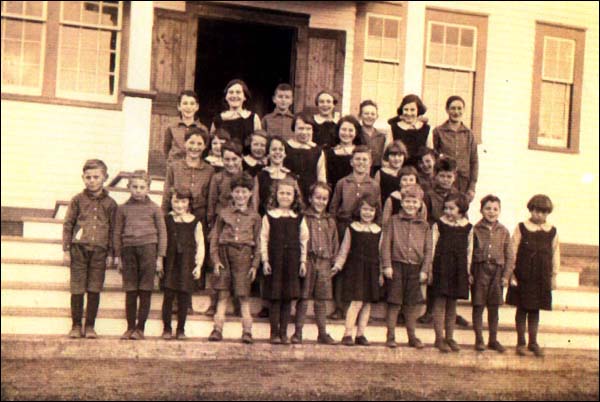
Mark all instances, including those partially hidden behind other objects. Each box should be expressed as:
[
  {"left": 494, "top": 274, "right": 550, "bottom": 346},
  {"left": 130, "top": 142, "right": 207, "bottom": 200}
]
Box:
[
  {"left": 361, "top": 13, "right": 403, "bottom": 120},
  {"left": 530, "top": 22, "right": 585, "bottom": 153},
  {"left": 422, "top": 9, "right": 487, "bottom": 142},
  {"left": 1, "top": 1, "right": 47, "bottom": 95},
  {"left": 1, "top": 1, "right": 125, "bottom": 105}
]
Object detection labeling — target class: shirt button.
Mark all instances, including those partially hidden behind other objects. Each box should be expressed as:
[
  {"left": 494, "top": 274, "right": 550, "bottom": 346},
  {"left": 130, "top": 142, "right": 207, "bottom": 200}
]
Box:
[
  {"left": 235, "top": 236, "right": 239, "bottom": 241},
  {"left": 318, "top": 228, "right": 321, "bottom": 231},
  {"left": 356, "top": 193, "right": 360, "bottom": 197}
]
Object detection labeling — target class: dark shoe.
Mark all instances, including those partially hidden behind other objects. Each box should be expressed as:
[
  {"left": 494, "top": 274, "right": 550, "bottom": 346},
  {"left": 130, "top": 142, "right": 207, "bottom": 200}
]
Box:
[
  {"left": 327, "top": 309, "right": 344, "bottom": 321},
  {"left": 69, "top": 325, "right": 83, "bottom": 339},
  {"left": 446, "top": 339, "right": 460, "bottom": 352},
  {"left": 475, "top": 339, "right": 486, "bottom": 352},
  {"left": 408, "top": 337, "right": 424, "bottom": 349},
  {"left": 386, "top": 337, "right": 397, "bottom": 349},
  {"left": 208, "top": 329, "right": 223, "bottom": 342},
  {"left": 417, "top": 313, "right": 433, "bottom": 325},
  {"left": 435, "top": 339, "right": 451, "bottom": 353},
  {"left": 270, "top": 335, "right": 282, "bottom": 345},
  {"left": 242, "top": 332, "right": 253, "bottom": 344},
  {"left": 121, "top": 329, "right": 135, "bottom": 340},
  {"left": 528, "top": 343, "right": 544, "bottom": 357},
  {"left": 130, "top": 329, "right": 145, "bottom": 340},
  {"left": 176, "top": 331, "right": 188, "bottom": 341},
  {"left": 516, "top": 344, "right": 527, "bottom": 356},
  {"left": 162, "top": 330, "right": 173, "bottom": 340},
  {"left": 341, "top": 336, "right": 354, "bottom": 346},
  {"left": 280, "top": 335, "right": 290, "bottom": 345},
  {"left": 455, "top": 315, "right": 470, "bottom": 328},
  {"left": 257, "top": 307, "right": 270, "bottom": 318},
  {"left": 84, "top": 326, "right": 97, "bottom": 339},
  {"left": 317, "top": 333, "right": 336, "bottom": 345},
  {"left": 355, "top": 335, "right": 370, "bottom": 346},
  {"left": 203, "top": 305, "right": 216, "bottom": 317},
  {"left": 291, "top": 333, "right": 303, "bottom": 344},
  {"left": 488, "top": 340, "right": 506, "bottom": 354}
]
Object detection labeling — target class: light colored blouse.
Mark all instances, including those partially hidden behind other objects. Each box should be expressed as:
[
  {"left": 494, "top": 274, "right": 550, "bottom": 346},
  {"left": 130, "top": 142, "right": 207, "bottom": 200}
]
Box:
[
  {"left": 169, "top": 211, "right": 205, "bottom": 266},
  {"left": 259, "top": 208, "right": 309, "bottom": 265}
]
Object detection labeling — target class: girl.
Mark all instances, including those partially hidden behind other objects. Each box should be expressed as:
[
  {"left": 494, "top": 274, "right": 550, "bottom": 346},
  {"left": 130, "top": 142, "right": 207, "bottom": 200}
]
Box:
[
  {"left": 260, "top": 177, "right": 309, "bottom": 344},
  {"left": 432, "top": 96, "right": 478, "bottom": 201},
  {"left": 159, "top": 190, "right": 204, "bottom": 340},
  {"left": 507, "top": 195, "right": 559, "bottom": 358},
  {"left": 313, "top": 90, "right": 340, "bottom": 149},
  {"left": 242, "top": 130, "right": 269, "bottom": 177},
  {"left": 332, "top": 193, "right": 381, "bottom": 346},
  {"left": 416, "top": 146, "right": 438, "bottom": 193},
  {"left": 211, "top": 79, "right": 261, "bottom": 150},
  {"left": 205, "top": 129, "right": 230, "bottom": 172},
  {"left": 325, "top": 115, "right": 362, "bottom": 192},
  {"left": 358, "top": 100, "right": 387, "bottom": 175},
  {"left": 284, "top": 112, "right": 327, "bottom": 205},
  {"left": 164, "top": 90, "right": 206, "bottom": 164},
  {"left": 387, "top": 94, "right": 431, "bottom": 167},
  {"left": 431, "top": 193, "right": 473, "bottom": 353},
  {"left": 374, "top": 140, "right": 408, "bottom": 206},
  {"left": 382, "top": 166, "right": 423, "bottom": 223}
]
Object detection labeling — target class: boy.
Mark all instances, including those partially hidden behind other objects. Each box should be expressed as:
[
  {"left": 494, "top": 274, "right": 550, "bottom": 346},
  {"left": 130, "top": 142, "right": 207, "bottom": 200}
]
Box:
[
  {"left": 416, "top": 146, "right": 438, "bottom": 193},
  {"left": 328, "top": 145, "right": 381, "bottom": 320},
  {"left": 63, "top": 159, "right": 117, "bottom": 338},
  {"left": 381, "top": 184, "right": 432, "bottom": 349},
  {"left": 164, "top": 90, "right": 207, "bottom": 164},
  {"left": 358, "top": 100, "right": 387, "bottom": 175},
  {"left": 114, "top": 170, "right": 167, "bottom": 340},
  {"left": 262, "top": 83, "right": 295, "bottom": 142}
]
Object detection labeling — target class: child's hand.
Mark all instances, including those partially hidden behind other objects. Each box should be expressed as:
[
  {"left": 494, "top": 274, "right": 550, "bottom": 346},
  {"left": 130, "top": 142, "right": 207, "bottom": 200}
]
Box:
[
  {"left": 419, "top": 272, "right": 428, "bottom": 284},
  {"left": 417, "top": 115, "right": 429, "bottom": 124},
  {"left": 510, "top": 276, "right": 518, "bottom": 287},
  {"left": 382, "top": 267, "right": 393, "bottom": 280},
  {"left": 63, "top": 251, "right": 71, "bottom": 266},
  {"left": 299, "top": 262, "right": 307, "bottom": 278},
  {"left": 466, "top": 190, "right": 476, "bottom": 203},
  {"left": 551, "top": 274, "right": 557, "bottom": 290},
  {"left": 114, "top": 257, "right": 123, "bottom": 273},
  {"left": 192, "top": 265, "right": 201, "bottom": 280},
  {"left": 105, "top": 256, "right": 113, "bottom": 269},
  {"left": 378, "top": 273, "right": 384, "bottom": 287},
  {"left": 501, "top": 278, "right": 509, "bottom": 288},
  {"left": 214, "top": 263, "right": 224, "bottom": 277},
  {"left": 468, "top": 274, "right": 474, "bottom": 285},
  {"left": 263, "top": 262, "right": 272, "bottom": 276},
  {"left": 156, "top": 258, "right": 164, "bottom": 278},
  {"left": 330, "top": 266, "right": 341, "bottom": 276},
  {"left": 248, "top": 267, "right": 257, "bottom": 282}
]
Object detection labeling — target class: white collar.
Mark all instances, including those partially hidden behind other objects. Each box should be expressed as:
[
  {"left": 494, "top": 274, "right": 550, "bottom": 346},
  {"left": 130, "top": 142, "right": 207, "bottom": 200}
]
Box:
[
  {"left": 524, "top": 219, "right": 553, "bottom": 232},
  {"left": 333, "top": 144, "right": 355, "bottom": 155},
  {"left": 287, "top": 139, "right": 317, "bottom": 149},
  {"left": 440, "top": 215, "right": 470, "bottom": 227},
  {"left": 263, "top": 165, "right": 290, "bottom": 175},
  {"left": 243, "top": 154, "right": 267, "bottom": 167},
  {"left": 205, "top": 155, "right": 224, "bottom": 167},
  {"left": 221, "top": 109, "right": 251, "bottom": 119},
  {"left": 390, "top": 190, "right": 402, "bottom": 200},
  {"left": 397, "top": 119, "right": 424, "bottom": 130},
  {"left": 169, "top": 212, "right": 196, "bottom": 223},
  {"left": 381, "top": 166, "right": 399, "bottom": 176},
  {"left": 267, "top": 208, "right": 298, "bottom": 218},
  {"left": 350, "top": 221, "right": 381, "bottom": 233},
  {"left": 313, "top": 112, "right": 340, "bottom": 125}
]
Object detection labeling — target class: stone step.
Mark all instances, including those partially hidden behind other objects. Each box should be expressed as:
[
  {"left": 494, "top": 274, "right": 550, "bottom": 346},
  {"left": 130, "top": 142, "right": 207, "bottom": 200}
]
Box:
[
  {"left": 1, "top": 237, "right": 63, "bottom": 261},
  {"left": 22, "top": 217, "right": 63, "bottom": 239}
]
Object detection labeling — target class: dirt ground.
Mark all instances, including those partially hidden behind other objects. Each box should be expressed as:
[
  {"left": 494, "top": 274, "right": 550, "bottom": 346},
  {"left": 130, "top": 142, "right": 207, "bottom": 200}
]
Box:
[{"left": 2, "top": 358, "right": 598, "bottom": 401}]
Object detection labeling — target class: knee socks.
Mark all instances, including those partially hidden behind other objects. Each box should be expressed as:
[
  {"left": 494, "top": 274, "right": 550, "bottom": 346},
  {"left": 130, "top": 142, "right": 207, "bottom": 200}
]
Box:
[
  {"left": 313, "top": 300, "right": 327, "bottom": 336},
  {"left": 176, "top": 291, "right": 189, "bottom": 333},
  {"left": 85, "top": 292, "right": 100, "bottom": 328},
  {"left": 386, "top": 304, "right": 401, "bottom": 339},
  {"left": 444, "top": 298, "right": 457, "bottom": 341},
  {"left": 240, "top": 298, "right": 252, "bottom": 334},
  {"left": 433, "top": 297, "right": 446, "bottom": 342},
  {"left": 344, "top": 301, "right": 362, "bottom": 337},
  {"left": 71, "top": 294, "right": 84, "bottom": 327},
  {"left": 516, "top": 308, "right": 528, "bottom": 345},
  {"left": 356, "top": 303, "right": 371, "bottom": 337},
  {"left": 162, "top": 289, "right": 175, "bottom": 330},
  {"left": 294, "top": 299, "right": 308, "bottom": 336},
  {"left": 214, "top": 292, "right": 229, "bottom": 332},
  {"left": 404, "top": 305, "right": 419, "bottom": 340},
  {"left": 270, "top": 301, "right": 281, "bottom": 337},
  {"left": 125, "top": 291, "right": 137, "bottom": 331},
  {"left": 527, "top": 309, "right": 540, "bottom": 345},
  {"left": 487, "top": 305, "right": 499, "bottom": 343},
  {"left": 472, "top": 305, "right": 485, "bottom": 342},
  {"left": 136, "top": 290, "right": 151, "bottom": 331},
  {"left": 280, "top": 301, "right": 292, "bottom": 338}
]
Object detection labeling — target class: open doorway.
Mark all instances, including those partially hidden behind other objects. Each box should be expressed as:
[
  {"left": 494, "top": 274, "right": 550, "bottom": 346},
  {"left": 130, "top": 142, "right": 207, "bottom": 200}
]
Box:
[{"left": 195, "top": 17, "right": 296, "bottom": 127}]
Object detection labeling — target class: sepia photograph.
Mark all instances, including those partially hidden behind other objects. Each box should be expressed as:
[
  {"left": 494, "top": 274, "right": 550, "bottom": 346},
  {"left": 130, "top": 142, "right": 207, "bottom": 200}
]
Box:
[{"left": 1, "top": 1, "right": 598, "bottom": 400}]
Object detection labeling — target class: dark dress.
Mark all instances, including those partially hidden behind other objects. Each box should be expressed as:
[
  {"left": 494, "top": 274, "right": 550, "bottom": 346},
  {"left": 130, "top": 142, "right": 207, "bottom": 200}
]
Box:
[
  {"left": 314, "top": 120, "right": 338, "bottom": 149},
  {"left": 256, "top": 170, "right": 299, "bottom": 216},
  {"left": 242, "top": 158, "right": 265, "bottom": 178},
  {"left": 506, "top": 223, "right": 555, "bottom": 311},
  {"left": 341, "top": 227, "right": 381, "bottom": 303},
  {"left": 432, "top": 220, "right": 472, "bottom": 300},
  {"left": 163, "top": 215, "right": 200, "bottom": 294},
  {"left": 263, "top": 214, "right": 302, "bottom": 301},
  {"left": 388, "top": 116, "right": 430, "bottom": 167},
  {"left": 284, "top": 145, "right": 321, "bottom": 204},
  {"left": 326, "top": 148, "right": 353, "bottom": 191},
  {"left": 379, "top": 169, "right": 401, "bottom": 205},
  {"left": 213, "top": 112, "right": 256, "bottom": 150}
]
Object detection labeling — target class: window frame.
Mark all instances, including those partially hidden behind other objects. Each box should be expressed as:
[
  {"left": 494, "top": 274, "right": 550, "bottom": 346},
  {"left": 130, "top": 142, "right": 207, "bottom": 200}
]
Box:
[
  {"left": 529, "top": 21, "right": 585, "bottom": 154},
  {"left": 425, "top": 20, "right": 478, "bottom": 72}
]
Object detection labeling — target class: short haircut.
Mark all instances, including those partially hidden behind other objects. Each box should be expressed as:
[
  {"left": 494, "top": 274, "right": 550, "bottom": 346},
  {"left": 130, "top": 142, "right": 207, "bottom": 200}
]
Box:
[
  {"left": 352, "top": 193, "right": 380, "bottom": 222},
  {"left": 247, "top": 129, "right": 269, "bottom": 147},
  {"left": 309, "top": 181, "right": 332, "bottom": 199},
  {"left": 359, "top": 99, "right": 378, "bottom": 114},
  {"left": 223, "top": 79, "right": 251, "bottom": 109},
  {"left": 230, "top": 172, "right": 255, "bottom": 191},
  {"left": 291, "top": 111, "right": 316, "bottom": 132},
  {"left": 82, "top": 159, "right": 108, "bottom": 175},
  {"left": 434, "top": 156, "right": 457, "bottom": 174},
  {"left": 212, "top": 128, "right": 231, "bottom": 142},
  {"left": 267, "top": 176, "right": 304, "bottom": 214},
  {"left": 221, "top": 140, "right": 243, "bottom": 158},
  {"left": 169, "top": 188, "right": 193, "bottom": 206},
  {"left": 383, "top": 140, "right": 408, "bottom": 161},
  {"left": 444, "top": 192, "right": 470, "bottom": 215},
  {"left": 267, "top": 135, "right": 287, "bottom": 153},
  {"left": 352, "top": 144, "right": 372, "bottom": 156},
  {"left": 177, "top": 90, "right": 200, "bottom": 120},
  {"left": 480, "top": 194, "right": 501, "bottom": 210},
  {"left": 445, "top": 95, "right": 466, "bottom": 110},
  {"left": 129, "top": 170, "right": 151, "bottom": 185},
  {"left": 527, "top": 194, "right": 553, "bottom": 213},
  {"left": 401, "top": 184, "right": 424, "bottom": 201},
  {"left": 184, "top": 126, "right": 210, "bottom": 146},
  {"left": 275, "top": 83, "right": 293, "bottom": 93},
  {"left": 336, "top": 115, "right": 363, "bottom": 145},
  {"left": 397, "top": 94, "right": 427, "bottom": 116},
  {"left": 399, "top": 166, "right": 419, "bottom": 181},
  {"left": 314, "top": 90, "right": 338, "bottom": 106},
  {"left": 416, "top": 146, "right": 438, "bottom": 161}
]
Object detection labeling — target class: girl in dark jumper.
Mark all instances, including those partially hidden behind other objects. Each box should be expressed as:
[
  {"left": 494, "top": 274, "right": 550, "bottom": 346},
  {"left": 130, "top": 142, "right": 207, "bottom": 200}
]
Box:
[
  {"left": 374, "top": 140, "right": 407, "bottom": 207},
  {"left": 387, "top": 94, "right": 430, "bottom": 167},
  {"left": 325, "top": 115, "right": 363, "bottom": 192},
  {"left": 312, "top": 90, "right": 340, "bottom": 149}
]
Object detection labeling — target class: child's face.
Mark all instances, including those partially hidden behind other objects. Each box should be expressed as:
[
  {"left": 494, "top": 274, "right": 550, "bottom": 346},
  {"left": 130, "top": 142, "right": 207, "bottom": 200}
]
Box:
[
  {"left": 82, "top": 168, "right": 107, "bottom": 194},
  {"left": 435, "top": 170, "right": 455, "bottom": 189},
  {"left": 359, "top": 203, "right": 376, "bottom": 223},
  {"left": 232, "top": 186, "right": 252, "bottom": 208},
  {"left": 481, "top": 201, "right": 500, "bottom": 224},
  {"left": 447, "top": 99, "right": 464, "bottom": 123},
  {"left": 401, "top": 101, "right": 419, "bottom": 125},
  {"left": 310, "top": 187, "right": 330, "bottom": 213},
  {"left": 211, "top": 137, "right": 225, "bottom": 157},
  {"left": 225, "top": 83, "right": 246, "bottom": 110},
  {"left": 419, "top": 154, "right": 436, "bottom": 175},
  {"left": 350, "top": 152, "right": 371, "bottom": 175},
  {"left": 250, "top": 135, "right": 267, "bottom": 159},
  {"left": 360, "top": 105, "right": 378, "bottom": 127},
  {"left": 223, "top": 150, "right": 242, "bottom": 174},
  {"left": 400, "top": 174, "right": 417, "bottom": 189},
  {"left": 338, "top": 121, "right": 356, "bottom": 146},
  {"left": 273, "top": 90, "right": 293, "bottom": 111},
  {"left": 171, "top": 195, "right": 190, "bottom": 215},
  {"left": 443, "top": 200, "right": 462, "bottom": 221},
  {"left": 317, "top": 93, "right": 335, "bottom": 116},
  {"left": 128, "top": 178, "right": 150, "bottom": 201},
  {"left": 530, "top": 209, "right": 549, "bottom": 225},
  {"left": 387, "top": 153, "right": 405, "bottom": 170},
  {"left": 294, "top": 118, "right": 313, "bottom": 144},
  {"left": 401, "top": 196, "right": 421, "bottom": 217},
  {"left": 185, "top": 135, "right": 206, "bottom": 159},
  {"left": 177, "top": 95, "right": 199, "bottom": 120},
  {"left": 276, "top": 184, "right": 295, "bottom": 209},
  {"left": 268, "top": 139, "right": 286, "bottom": 165}
]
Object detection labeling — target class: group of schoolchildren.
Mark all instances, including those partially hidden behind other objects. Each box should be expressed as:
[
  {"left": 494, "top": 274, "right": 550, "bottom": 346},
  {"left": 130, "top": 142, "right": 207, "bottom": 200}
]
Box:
[{"left": 62, "top": 79, "right": 559, "bottom": 358}]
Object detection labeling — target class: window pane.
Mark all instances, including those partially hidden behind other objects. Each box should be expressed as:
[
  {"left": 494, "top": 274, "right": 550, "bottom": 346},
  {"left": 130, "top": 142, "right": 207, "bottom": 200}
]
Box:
[
  {"left": 460, "top": 28, "right": 474, "bottom": 47},
  {"left": 446, "top": 26, "right": 459, "bottom": 45},
  {"left": 378, "top": 63, "right": 395, "bottom": 81},
  {"left": 61, "top": 47, "right": 78, "bottom": 67},
  {"left": 24, "top": 1, "right": 43, "bottom": 17},
  {"left": 21, "top": 64, "right": 39, "bottom": 86},
  {"left": 444, "top": 44, "right": 458, "bottom": 66},
  {"left": 366, "top": 35, "right": 381, "bottom": 59},
  {"left": 23, "top": 42, "right": 41, "bottom": 63},
  {"left": 458, "top": 46, "right": 473, "bottom": 69},
  {"left": 2, "top": 62, "right": 20, "bottom": 85},
  {"left": 24, "top": 20, "right": 42, "bottom": 41},
  {"left": 429, "top": 42, "right": 443, "bottom": 65},
  {"left": 80, "top": 26, "right": 98, "bottom": 47},
  {"left": 4, "top": 1, "right": 24, "bottom": 14},
  {"left": 3, "top": 40, "right": 22, "bottom": 62},
  {"left": 363, "top": 61, "right": 378, "bottom": 80},
  {"left": 63, "top": 1, "right": 82, "bottom": 22},
  {"left": 58, "top": 69, "right": 78, "bottom": 91},
  {"left": 4, "top": 19, "right": 24, "bottom": 39},
  {"left": 538, "top": 81, "right": 570, "bottom": 147},
  {"left": 381, "top": 37, "right": 397, "bottom": 60},
  {"left": 384, "top": 18, "right": 398, "bottom": 38},
  {"left": 431, "top": 23, "right": 444, "bottom": 43},
  {"left": 100, "top": 3, "right": 119, "bottom": 27},
  {"left": 424, "top": 67, "right": 474, "bottom": 128},
  {"left": 82, "top": 1, "right": 100, "bottom": 25},
  {"left": 80, "top": 48, "right": 98, "bottom": 72},
  {"left": 61, "top": 26, "right": 80, "bottom": 47},
  {"left": 78, "top": 71, "right": 96, "bottom": 92},
  {"left": 368, "top": 16, "right": 383, "bottom": 37}
]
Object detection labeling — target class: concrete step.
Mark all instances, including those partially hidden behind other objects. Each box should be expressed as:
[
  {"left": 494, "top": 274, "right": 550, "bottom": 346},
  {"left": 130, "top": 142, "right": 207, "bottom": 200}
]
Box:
[
  {"left": 1, "top": 237, "right": 63, "bottom": 261},
  {"left": 22, "top": 217, "right": 63, "bottom": 239}
]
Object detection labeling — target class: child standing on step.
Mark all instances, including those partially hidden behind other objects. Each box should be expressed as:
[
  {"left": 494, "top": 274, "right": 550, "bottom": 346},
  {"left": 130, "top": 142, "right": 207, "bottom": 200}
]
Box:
[
  {"left": 260, "top": 177, "right": 308, "bottom": 344},
  {"left": 164, "top": 90, "right": 206, "bottom": 164},
  {"left": 208, "top": 173, "right": 262, "bottom": 344},
  {"left": 374, "top": 140, "right": 407, "bottom": 207},
  {"left": 63, "top": 159, "right": 118, "bottom": 339},
  {"left": 312, "top": 90, "right": 340, "bottom": 149},
  {"left": 114, "top": 170, "right": 167, "bottom": 340},
  {"left": 358, "top": 100, "right": 387, "bottom": 176},
  {"left": 471, "top": 195, "right": 514, "bottom": 353},
  {"left": 159, "top": 190, "right": 204, "bottom": 340},
  {"left": 262, "top": 83, "right": 295, "bottom": 142},
  {"left": 205, "top": 129, "right": 230, "bottom": 173},
  {"left": 507, "top": 194, "right": 559, "bottom": 358},
  {"left": 242, "top": 130, "right": 269, "bottom": 178}
]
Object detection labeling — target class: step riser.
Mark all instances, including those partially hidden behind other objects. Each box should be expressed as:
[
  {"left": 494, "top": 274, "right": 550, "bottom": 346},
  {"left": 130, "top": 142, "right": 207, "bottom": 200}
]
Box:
[
  {"left": 23, "top": 222, "right": 63, "bottom": 240},
  {"left": 2, "top": 241, "right": 63, "bottom": 261}
]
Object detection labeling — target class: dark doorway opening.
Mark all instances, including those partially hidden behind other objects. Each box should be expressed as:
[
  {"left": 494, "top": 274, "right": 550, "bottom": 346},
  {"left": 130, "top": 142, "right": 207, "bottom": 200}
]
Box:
[{"left": 195, "top": 18, "right": 295, "bottom": 128}]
